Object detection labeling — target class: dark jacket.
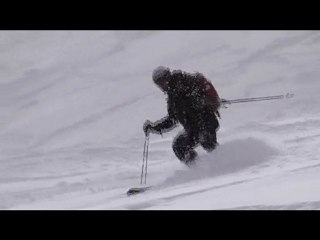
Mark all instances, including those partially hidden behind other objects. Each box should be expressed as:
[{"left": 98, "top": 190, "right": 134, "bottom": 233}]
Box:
[{"left": 152, "top": 71, "right": 221, "bottom": 135}]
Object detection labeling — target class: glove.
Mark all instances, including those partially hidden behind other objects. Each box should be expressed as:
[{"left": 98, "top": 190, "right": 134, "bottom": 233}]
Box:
[
  {"left": 220, "top": 98, "right": 230, "bottom": 108},
  {"left": 143, "top": 120, "right": 153, "bottom": 136}
]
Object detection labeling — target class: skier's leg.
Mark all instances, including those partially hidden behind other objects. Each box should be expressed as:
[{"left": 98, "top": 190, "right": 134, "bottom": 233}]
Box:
[
  {"left": 200, "top": 118, "right": 219, "bottom": 152},
  {"left": 200, "top": 131, "right": 218, "bottom": 152},
  {"left": 172, "top": 131, "right": 198, "bottom": 165}
]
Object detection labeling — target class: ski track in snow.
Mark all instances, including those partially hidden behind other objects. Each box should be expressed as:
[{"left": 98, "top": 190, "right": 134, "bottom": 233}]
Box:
[{"left": 0, "top": 31, "right": 320, "bottom": 209}]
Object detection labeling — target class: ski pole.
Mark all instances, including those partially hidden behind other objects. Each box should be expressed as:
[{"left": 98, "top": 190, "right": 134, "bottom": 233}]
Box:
[
  {"left": 140, "top": 133, "right": 150, "bottom": 185},
  {"left": 220, "top": 93, "right": 294, "bottom": 107},
  {"left": 144, "top": 134, "right": 149, "bottom": 184}
]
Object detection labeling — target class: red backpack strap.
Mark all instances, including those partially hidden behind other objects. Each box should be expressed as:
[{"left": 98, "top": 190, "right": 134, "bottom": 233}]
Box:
[
  {"left": 196, "top": 74, "right": 221, "bottom": 117},
  {"left": 204, "top": 80, "right": 219, "bottom": 99},
  {"left": 199, "top": 75, "right": 220, "bottom": 100}
]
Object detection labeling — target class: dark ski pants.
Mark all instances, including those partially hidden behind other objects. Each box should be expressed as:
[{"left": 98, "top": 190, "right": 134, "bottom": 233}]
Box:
[{"left": 172, "top": 128, "right": 218, "bottom": 165}]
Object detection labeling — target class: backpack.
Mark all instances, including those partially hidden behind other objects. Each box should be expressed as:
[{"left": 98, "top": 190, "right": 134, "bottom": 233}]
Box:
[{"left": 195, "top": 73, "right": 221, "bottom": 118}]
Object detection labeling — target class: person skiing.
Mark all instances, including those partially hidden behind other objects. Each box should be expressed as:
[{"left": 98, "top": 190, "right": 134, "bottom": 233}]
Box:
[{"left": 143, "top": 66, "right": 221, "bottom": 166}]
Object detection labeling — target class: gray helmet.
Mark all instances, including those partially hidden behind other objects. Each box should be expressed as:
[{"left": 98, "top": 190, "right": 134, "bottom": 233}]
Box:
[{"left": 152, "top": 66, "right": 171, "bottom": 91}]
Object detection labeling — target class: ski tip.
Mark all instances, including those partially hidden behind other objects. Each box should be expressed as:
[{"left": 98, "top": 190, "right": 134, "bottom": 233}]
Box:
[
  {"left": 285, "top": 93, "right": 294, "bottom": 99},
  {"left": 127, "top": 186, "right": 152, "bottom": 196}
]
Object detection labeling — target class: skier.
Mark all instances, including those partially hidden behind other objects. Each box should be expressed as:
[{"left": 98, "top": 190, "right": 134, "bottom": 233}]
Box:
[{"left": 143, "top": 66, "right": 221, "bottom": 166}]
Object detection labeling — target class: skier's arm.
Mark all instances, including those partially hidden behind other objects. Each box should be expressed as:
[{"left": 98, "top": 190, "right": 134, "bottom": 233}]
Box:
[{"left": 150, "top": 115, "right": 178, "bottom": 135}]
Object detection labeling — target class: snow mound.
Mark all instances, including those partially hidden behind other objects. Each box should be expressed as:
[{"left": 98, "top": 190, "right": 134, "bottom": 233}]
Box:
[{"left": 162, "top": 137, "right": 280, "bottom": 186}]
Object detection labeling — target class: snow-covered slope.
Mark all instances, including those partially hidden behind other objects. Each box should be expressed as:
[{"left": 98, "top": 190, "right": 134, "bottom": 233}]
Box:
[{"left": 0, "top": 31, "right": 320, "bottom": 209}]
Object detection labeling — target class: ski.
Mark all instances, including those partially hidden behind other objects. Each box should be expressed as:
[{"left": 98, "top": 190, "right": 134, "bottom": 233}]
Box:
[{"left": 127, "top": 186, "right": 152, "bottom": 196}]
